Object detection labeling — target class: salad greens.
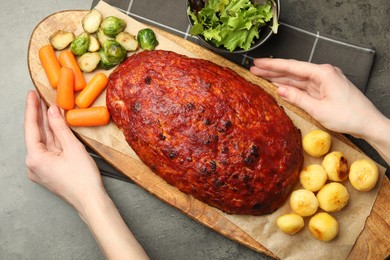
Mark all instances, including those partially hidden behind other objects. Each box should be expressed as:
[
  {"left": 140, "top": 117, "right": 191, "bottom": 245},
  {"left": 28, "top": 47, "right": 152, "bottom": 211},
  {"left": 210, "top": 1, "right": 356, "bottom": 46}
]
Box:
[{"left": 188, "top": 0, "right": 278, "bottom": 52}]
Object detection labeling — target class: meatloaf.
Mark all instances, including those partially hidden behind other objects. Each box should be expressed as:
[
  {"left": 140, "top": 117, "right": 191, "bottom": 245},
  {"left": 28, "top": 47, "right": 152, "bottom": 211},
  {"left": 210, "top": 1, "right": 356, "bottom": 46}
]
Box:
[{"left": 106, "top": 50, "right": 303, "bottom": 215}]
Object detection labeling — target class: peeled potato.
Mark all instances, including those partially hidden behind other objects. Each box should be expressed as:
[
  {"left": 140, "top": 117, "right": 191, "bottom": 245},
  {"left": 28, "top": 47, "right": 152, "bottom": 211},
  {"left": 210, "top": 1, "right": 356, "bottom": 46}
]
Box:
[
  {"left": 317, "top": 182, "right": 349, "bottom": 212},
  {"left": 349, "top": 159, "right": 379, "bottom": 191},
  {"left": 322, "top": 151, "right": 349, "bottom": 182},
  {"left": 302, "top": 129, "right": 332, "bottom": 157},
  {"left": 276, "top": 213, "right": 305, "bottom": 235},
  {"left": 290, "top": 189, "right": 319, "bottom": 217},
  {"left": 300, "top": 164, "right": 328, "bottom": 192},
  {"left": 309, "top": 212, "right": 338, "bottom": 241}
]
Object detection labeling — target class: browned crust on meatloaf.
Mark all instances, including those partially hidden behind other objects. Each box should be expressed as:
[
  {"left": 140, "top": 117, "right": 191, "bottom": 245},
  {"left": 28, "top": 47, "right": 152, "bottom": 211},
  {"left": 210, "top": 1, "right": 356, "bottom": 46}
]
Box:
[{"left": 106, "top": 50, "right": 303, "bottom": 215}]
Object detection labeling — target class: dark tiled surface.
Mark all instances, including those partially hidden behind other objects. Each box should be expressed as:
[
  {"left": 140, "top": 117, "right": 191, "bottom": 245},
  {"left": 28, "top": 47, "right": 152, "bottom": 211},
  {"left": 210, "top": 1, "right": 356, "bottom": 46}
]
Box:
[{"left": 93, "top": 0, "right": 377, "bottom": 93}]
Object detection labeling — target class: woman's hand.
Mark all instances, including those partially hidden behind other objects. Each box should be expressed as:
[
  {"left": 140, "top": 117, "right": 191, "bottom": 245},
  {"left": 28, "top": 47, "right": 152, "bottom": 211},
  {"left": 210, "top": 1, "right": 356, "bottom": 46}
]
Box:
[
  {"left": 250, "top": 58, "right": 390, "bottom": 165},
  {"left": 24, "top": 90, "right": 149, "bottom": 259},
  {"left": 250, "top": 58, "right": 382, "bottom": 137},
  {"left": 24, "top": 90, "right": 105, "bottom": 211}
]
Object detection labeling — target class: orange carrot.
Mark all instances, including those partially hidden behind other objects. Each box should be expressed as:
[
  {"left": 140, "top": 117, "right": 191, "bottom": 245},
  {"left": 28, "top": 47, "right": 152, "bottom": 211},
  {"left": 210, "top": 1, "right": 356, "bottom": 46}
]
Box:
[
  {"left": 38, "top": 45, "right": 61, "bottom": 88},
  {"left": 66, "top": 107, "right": 110, "bottom": 127},
  {"left": 58, "top": 50, "right": 86, "bottom": 92},
  {"left": 56, "top": 67, "right": 75, "bottom": 110},
  {"left": 75, "top": 73, "right": 108, "bottom": 108}
]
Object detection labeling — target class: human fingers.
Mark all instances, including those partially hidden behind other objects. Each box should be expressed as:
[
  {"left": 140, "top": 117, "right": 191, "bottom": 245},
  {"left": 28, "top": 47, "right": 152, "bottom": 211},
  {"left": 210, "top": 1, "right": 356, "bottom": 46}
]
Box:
[
  {"left": 40, "top": 99, "right": 64, "bottom": 152},
  {"left": 277, "top": 85, "right": 320, "bottom": 116},
  {"left": 250, "top": 63, "right": 308, "bottom": 83},
  {"left": 47, "top": 104, "right": 81, "bottom": 152},
  {"left": 252, "top": 58, "right": 316, "bottom": 76},
  {"left": 24, "top": 91, "right": 47, "bottom": 153}
]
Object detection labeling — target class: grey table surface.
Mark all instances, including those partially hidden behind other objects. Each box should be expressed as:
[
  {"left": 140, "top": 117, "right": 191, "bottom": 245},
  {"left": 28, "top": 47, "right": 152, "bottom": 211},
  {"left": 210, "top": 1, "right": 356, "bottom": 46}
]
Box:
[{"left": 1, "top": 0, "right": 389, "bottom": 259}]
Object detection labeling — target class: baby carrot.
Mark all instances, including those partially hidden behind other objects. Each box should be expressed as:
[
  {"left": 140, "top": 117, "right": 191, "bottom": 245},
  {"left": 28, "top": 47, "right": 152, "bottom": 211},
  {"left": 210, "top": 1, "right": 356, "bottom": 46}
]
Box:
[
  {"left": 75, "top": 72, "right": 108, "bottom": 108},
  {"left": 56, "top": 67, "right": 75, "bottom": 110},
  {"left": 38, "top": 44, "right": 61, "bottom": 88},
  {"left": 66, "top": 107, "right": 110, "bottom": 127},
  {"left": 58, "top": 50, "right": 86, "bottom": 92}
]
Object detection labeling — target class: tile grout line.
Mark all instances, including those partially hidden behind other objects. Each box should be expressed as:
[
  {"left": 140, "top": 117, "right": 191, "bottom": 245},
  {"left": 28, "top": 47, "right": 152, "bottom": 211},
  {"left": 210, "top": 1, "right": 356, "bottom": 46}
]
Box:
[
  {"left": 308, "top": 31, "right": 320, "bottom": 62},
  {"left": 126, "top": 0, "right": 134, "bottom": 14},
  {"left": 281, "top": 22, "right": 375, "bottom": 53},
  {"left": 116, "top": 7, "right": 192, "bottom": 39}
]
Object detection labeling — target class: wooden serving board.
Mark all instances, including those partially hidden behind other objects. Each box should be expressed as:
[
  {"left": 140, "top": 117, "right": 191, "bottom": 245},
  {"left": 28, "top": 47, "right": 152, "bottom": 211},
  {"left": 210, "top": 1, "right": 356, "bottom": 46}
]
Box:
[{"left": 28, "top": 3, "right": 389, "bottom": 259}]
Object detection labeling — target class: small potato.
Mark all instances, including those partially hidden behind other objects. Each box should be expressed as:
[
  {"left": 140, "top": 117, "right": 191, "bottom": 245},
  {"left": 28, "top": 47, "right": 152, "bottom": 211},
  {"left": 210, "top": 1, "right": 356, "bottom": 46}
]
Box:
[
  {"left": 322, "top": 151, "right": 349, "bottom": 182},
  {"left": 299, "top": 164, "right": 328, "bottom": 192},
  {"left": 309, "top": 212, "right": 338, "bottom": 241},
  {"left": 317, "top": 182, "right": 349, "bottom": 212},
  {"left": 349, "top": 159, "right": 379, "bottom": 191},
  {"left": 302, "top": 129, "right": 332, "bottom": 157},
  {"left": 290, "top": 189, "right": 319, "bottom": 217},
  {"left": 277, "top": 213, "right": 305, "bottom": 235}
]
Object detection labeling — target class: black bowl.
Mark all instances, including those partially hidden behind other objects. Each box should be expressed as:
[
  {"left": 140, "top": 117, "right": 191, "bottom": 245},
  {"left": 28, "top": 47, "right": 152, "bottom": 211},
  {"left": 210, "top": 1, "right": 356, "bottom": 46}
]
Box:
[{"left": 186, "top": 0, "right": 280, "bottom": 54}]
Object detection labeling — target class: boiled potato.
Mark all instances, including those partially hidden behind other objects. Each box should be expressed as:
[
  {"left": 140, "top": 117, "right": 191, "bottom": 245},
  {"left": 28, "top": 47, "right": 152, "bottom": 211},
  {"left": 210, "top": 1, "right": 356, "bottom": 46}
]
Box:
[
  {"left": 322, "top": 151, "right": 349, "bottom": 182},
  {"left": 302, "top": 129, "right": 331, "bottom": 157},
  {"left": 317, "top": 182, "right": 349, "bottom": 212},
  {"left": 309, "top": 212, "right": 338, "bottom": 241},
  {"left": 277, "top": 213, "right": 305, "bottom": 235},
  {"left": 299, "top": 164, "right": 328, "bottom": 192},
  {"left": 290, "top": 189, "right": 319, "bottom": 217},
  {"left": 349, "top": 159, "right": 379, "bottom": 191}
]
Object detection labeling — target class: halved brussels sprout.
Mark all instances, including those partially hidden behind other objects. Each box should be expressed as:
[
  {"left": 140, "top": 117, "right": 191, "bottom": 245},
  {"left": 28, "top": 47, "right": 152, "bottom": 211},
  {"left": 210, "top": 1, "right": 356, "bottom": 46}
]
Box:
[
  {"left": 97, "top": 28, "right": 114, "bottom": 46},
  {"left": 88, "top": 35, "right": 100, "bottom": 52},
  {"left": 49, "top": 30, "right": 75, "bottom": 50},
  {"left": 137, "top": 28, "right": 159, "bottom": 51},
  {"left": 78, "top": 52, "right": 101, "bottom": 72},
  {"left": 115, "top": 31, "right": 139, "bottom": 51},
  {"left": 70, "top": 32, "right": 90, "bottom": 56},
  {"left": 100, "top": 16, "right": 126, "bottom": 37},
  {"left": 82, "top": 9, "right": 103, "bottom": 34}
]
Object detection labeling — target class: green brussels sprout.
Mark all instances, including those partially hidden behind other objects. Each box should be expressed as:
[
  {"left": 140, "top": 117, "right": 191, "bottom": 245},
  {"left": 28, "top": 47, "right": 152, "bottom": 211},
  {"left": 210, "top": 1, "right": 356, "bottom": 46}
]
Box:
[
  {"left": 70, "top": 32, "right": 90, "bottom": 56},
  {"left": 137, "top": 28, "right": 159, "bottom": 51},
  {"left": 100, "top": 16, "right": 126, "bottom": 37},
  {"left": 102, "top": 40, "right": 127, "bottom": 65},
  {"left": 98, "top": 49, "right": 115, "bottom": 70}
]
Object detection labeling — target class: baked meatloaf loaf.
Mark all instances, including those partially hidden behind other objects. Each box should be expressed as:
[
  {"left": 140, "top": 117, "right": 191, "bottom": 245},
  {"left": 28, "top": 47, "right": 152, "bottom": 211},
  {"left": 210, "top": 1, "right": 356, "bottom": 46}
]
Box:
[{"left": 106, "top": 50, "right": 303, "bottom": 215}]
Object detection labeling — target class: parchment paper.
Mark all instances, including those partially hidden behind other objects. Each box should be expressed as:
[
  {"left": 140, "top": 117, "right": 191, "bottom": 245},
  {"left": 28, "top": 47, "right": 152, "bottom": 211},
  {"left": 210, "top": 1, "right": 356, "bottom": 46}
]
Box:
[{"left": 36, "top": 2, "right": 386, "bottom": 259}]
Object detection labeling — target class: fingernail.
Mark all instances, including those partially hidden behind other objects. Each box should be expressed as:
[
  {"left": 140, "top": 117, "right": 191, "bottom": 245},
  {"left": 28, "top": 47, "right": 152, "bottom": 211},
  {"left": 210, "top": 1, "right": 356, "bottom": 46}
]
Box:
[
  {"left": 48, "top": 105, "right": 61, "bottom": 117},
  {"left": 277, "top": 86, "right": 288, "bottom": 98}
]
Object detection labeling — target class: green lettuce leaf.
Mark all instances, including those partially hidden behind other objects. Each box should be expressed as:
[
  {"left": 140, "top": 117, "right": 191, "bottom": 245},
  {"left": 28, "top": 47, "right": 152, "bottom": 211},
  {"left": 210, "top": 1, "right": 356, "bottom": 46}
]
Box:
[{"left": 188, "top": 0, "right": 276, "bottom": 52}]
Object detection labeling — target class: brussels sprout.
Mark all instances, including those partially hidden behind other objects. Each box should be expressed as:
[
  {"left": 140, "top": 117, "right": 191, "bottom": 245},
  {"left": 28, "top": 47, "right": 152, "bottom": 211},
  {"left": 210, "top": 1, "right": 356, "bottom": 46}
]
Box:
[
  {"left": 98, "top": 49, "right": 114, "bottom": 70},
  {"left": 70, "top": 32, "right": 90, "bottom": 56},
  {"left": 103, "top": 40, "right": 127, "bottom": 65},
  {"left": 137, "top": 28, "right": 159, "bottom": 51},
  {"left": 49, "top": 30, "right": 75, "bottom": 50},
  {"left": 88, "top": 35, "right": 100, "bottom": 52},
  {"left": 100, "top": 16, "right": 126, "bottom": 37},
  {"left": 97, "top": 28, "right": 114, "bottom": 46},
  {"left": 78, "top": 52, "right": 101, "bottom": 72},
  {"left": 115, "top": 31, "right": 139, "bottom": 51},
  {"left": 82, "top": 9, "right": 102, "bottom": 33}
]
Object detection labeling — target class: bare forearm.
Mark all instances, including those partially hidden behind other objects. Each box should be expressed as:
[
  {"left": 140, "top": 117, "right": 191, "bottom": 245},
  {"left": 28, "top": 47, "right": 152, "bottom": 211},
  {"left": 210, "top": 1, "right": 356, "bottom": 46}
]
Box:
[
  {"left": 79, "top": 192, "right": 149, "bottom": 260},
  {"left": 363, "top": 115, "right": 390, "bottom": 166}
]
